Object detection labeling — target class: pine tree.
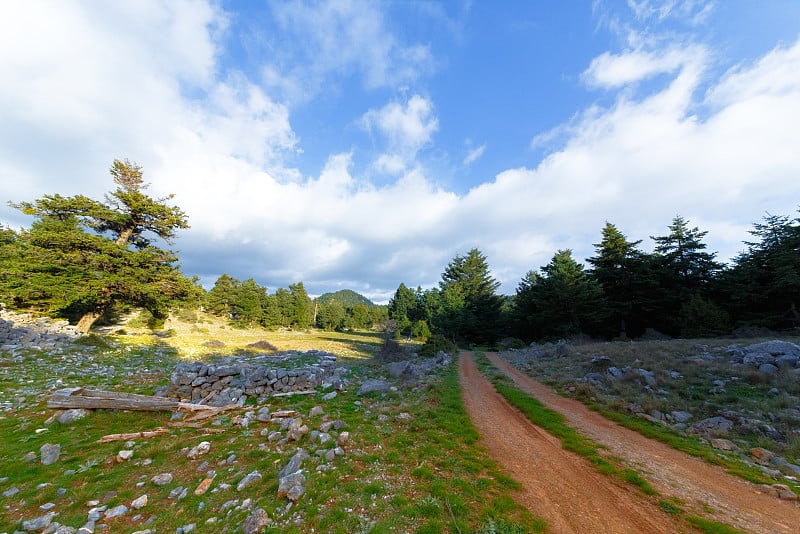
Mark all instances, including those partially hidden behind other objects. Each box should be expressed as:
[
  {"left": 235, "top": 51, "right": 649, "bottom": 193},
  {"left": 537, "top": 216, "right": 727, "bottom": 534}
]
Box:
[
  {"left": 6, "top": 160, "right": 196, "bottom": 331},
  {"left": 433, "top": 248, "right": 503, "bottom": 344}
]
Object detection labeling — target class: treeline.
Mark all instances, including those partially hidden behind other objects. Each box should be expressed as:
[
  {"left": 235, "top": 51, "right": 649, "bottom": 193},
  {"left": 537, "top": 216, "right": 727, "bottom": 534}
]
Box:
[
  {"left": 389, "top": 213, "right": 800, "bottom": 345},
  {"left": 203, "top": 275, "right": 387, "bottom": 330}
]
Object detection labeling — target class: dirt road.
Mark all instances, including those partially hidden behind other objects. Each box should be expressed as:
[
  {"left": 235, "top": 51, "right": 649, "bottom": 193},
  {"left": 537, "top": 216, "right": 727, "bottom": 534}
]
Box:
[
  {"left": 479, "top": 351, "right": 800, "bottom": 533},
  {"left": 458, "top": 352, "right": 683, "bottom": 533}
]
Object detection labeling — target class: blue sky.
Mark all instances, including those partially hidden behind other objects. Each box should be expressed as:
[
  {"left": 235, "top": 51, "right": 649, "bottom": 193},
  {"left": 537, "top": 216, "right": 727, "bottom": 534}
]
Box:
[{"left": 1, "top": 1, "right": 800, "bottom": 303}]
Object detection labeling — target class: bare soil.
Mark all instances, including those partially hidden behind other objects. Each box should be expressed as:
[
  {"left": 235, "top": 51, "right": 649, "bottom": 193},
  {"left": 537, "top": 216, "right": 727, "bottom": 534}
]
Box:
[
  {"left": 480, "top": 351, "right": 800, "bottom": 533},
  {"left": 458, "top": 352, "right": 683, "bottom": 533}
]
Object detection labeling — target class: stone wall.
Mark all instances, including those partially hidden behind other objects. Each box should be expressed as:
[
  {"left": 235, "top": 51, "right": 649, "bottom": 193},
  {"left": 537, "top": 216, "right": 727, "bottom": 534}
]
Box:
[
  {"left": 0, "top": 307, "right": 82, "bottom": 349},
  {"left": 157, "top": 352, "right": 341, "bottom": 406}
]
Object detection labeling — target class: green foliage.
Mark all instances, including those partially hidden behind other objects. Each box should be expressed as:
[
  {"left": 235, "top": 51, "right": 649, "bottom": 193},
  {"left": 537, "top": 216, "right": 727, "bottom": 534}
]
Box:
[
  {"left": 679, "top": 295, "right": 731, "bottom": 338},
  {"left": 431, "top": 248, "right": 503, "bottom": 344},
  {"left": 513, "top": 250, "right": 609, "bottom": 341},
  {"left": 317, "top": 289, "right": 374, "bottom": 307},
  {"left": 419, "top": 333, "right": 458, "bottom": 357},
  {"left": 1, "top": 163, "right": 199, "bottom": 332}
]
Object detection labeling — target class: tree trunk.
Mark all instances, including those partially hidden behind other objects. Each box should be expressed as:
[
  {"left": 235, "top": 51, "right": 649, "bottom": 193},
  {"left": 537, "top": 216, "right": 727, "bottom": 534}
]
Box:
[
  {"left": 115, "top": 226, "right": 134, "bottom": 246},
  {"left": 76, "top": 309, "right": 104, "bottom": 333}
]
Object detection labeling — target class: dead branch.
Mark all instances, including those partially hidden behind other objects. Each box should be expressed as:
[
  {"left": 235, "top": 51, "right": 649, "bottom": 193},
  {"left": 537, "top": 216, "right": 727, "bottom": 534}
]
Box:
[{"left": 97, "top": 427, "right": 170, "bottom": 443}]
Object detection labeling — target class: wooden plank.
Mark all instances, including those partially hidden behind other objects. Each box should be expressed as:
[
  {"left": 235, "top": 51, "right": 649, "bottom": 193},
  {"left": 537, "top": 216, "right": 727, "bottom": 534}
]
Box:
[{"left": 48, "top": 395, "right": 180, "bottom": 411}]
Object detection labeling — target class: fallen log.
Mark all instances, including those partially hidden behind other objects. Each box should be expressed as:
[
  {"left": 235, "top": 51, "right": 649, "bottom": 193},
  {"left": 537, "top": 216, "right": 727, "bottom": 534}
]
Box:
[
  {"left": 97, "top": 427, "right": 170, "bottom": 443},
  {"left": 47, "top": 388, "right": 222, "bottom": 413}
]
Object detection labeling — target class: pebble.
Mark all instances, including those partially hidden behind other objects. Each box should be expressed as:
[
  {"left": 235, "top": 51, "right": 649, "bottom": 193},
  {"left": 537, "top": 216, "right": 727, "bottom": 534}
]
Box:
[
  {"left": 237, "top": 470, "right": 262, "bottom": 491},
  {"left": 104, "top": 504, "right": 128, "bottom": 519},
  {"left": 40, "top": 502, "right": 56, "bottom": 510},
  {"left": 187, "top": 441, "right": 211, "bottom": 459},
  {"left": 2, "top": 486, "right": 19, "bottom": 497}
]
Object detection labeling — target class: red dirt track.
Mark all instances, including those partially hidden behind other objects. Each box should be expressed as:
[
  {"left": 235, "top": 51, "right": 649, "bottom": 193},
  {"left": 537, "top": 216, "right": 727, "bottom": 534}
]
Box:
[{"left": 459, "top": 351, "right": 800, "bottom": 533}]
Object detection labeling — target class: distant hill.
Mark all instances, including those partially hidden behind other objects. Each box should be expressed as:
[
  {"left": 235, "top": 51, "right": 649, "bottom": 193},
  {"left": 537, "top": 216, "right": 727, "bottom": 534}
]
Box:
[{"left": 316, "top": 289, "right": 375, "bottom": 308}]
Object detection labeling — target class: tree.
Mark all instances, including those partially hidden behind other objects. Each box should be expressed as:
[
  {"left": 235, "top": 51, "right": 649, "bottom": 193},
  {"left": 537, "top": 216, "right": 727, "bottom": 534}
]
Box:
[
  {"left": 6, "top": 160, "right": 196, "bottom": 332},
  {"left": 432, "top": 248, "right": 503, "bottom": 344},
  {"left": 288, "top": 282, "right": 314, "bottom": 328},
  {"left": 723, "top": 211, "right": 800, "bottom": 329},
  {"left": 649, "top": 215, "right": 722, "bottom": 335},
  {"left": 587, "top": 222, "right": 644, "bottom": 337},
  {"left": 513, "top": 250, "right": 608, "bottom": 341},
  {"left": 205, "top": 274, "right": 240, "bottom": 318},
  {"left": 388, "top": 283, "right": 417, "bottom": 336},
  {"left": 232, "top": 278, "right": 267, "bottom": 327}
]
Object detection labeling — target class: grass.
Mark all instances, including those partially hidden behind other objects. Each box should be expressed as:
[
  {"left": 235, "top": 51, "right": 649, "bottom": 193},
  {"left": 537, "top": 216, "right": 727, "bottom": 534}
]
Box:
[{"left": 0, "top": 322, "right": 546, "bottom": 533}]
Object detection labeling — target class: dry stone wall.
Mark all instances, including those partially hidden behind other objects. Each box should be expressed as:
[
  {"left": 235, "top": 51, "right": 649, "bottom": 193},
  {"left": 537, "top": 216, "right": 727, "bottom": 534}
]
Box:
[
  {"left": 0, "top": 307, "right": 82, "bottom": 349},
  {"left": 157, "top": 351, "right": 341, "bottom": 406}
]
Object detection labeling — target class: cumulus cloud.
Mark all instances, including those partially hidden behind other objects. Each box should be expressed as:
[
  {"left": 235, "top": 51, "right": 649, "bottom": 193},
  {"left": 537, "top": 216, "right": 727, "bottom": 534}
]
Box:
[{"left": 360, "top": 94, "right": 439, "bottom": 173}]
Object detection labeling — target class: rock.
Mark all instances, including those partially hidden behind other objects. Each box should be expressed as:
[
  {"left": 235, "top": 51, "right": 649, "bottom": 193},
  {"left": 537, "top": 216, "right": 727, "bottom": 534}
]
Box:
[
  {"left": 338, "top": 431, "right": 351, "bottom": 446},
  {"left": 745, "top": 340, "right": 800, "bottom": 358},
  {"left": 309, "top": 405, "right": 324, "bottom": 417},
  {"left": 636, "top": 368, "right": 656, "bottom": 386},
  {"left": 131, "top": 495, "right": 148, "bottom": 509},
  {"left": 671, "top": 411, "right": 693, "bottom": 423},
  {"left": 691, "top": 416, "right": 734, "bottom": 436},
  {"left": 237, "top": 470, "right": 262, "bottom": 491},
  {"left": 358, "top": 379, "right": 390, "bottom": 395},
  {"left": 151, "top": 473, "right": 173, "bottom": 486},
  {"left": 56, "top": 409, "right": 88, "bottom": 424},
  {"left": 194, "top": 477, "right": 214, "bottom": 496},
  {"left": 279, "top": 449, "right": 309, "bottom": 478},
  {"left": 396, "top": 412, "right": 412, "bottom": 421},
  {"left": 759, "top": 363, "right": 779, "bottom": 374},
  {"left": 770, "top": 484, "right": 798, "bottom": 501},
  {"left": 590, "top": 355, "right": 612, "bottom": 365},
  {"left": 710, "top": 438, "right": 736, "bottom": 451},
  {"left": 277, "top": 472, "right": 306, "bottom": 502},
  {"left": 117, "top": 450, "right": 134, "bottom": 462},
  {"left": 605, "top": 366, "right": 623, "bottom": 380},
  {"left": 581, "top": 372, "right": 604, "bottom": 387},
  {"left": 322, "top": 391, "right": 337, "bottom": 401},
  {"left": 187, "top": 441, "right": 211, "bottom": 459},
  {"left": 3, "top": 486, "right": 19, "bottom": 497},
  {"left": 22, "top": 512, "right": 55, "bottom": 531},
  {"left": 255, "top": 407, "right": 271, "bottom": 422},
  {"left": 40, "top": 443, "right": 61, "bottom": 465},
  {"left": 243, "top": 507, "right": 272, "bottom": 534},
  {"left": 104, "top": 504, "right": 128, "bottom": 519},
  {"left": 750, "top": 447, "right": 775, "bottom": 465}
]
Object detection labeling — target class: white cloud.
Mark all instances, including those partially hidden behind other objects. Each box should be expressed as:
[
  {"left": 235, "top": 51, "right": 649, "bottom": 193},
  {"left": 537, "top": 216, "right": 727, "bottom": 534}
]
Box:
[
  {"left": 582, "top": 45, "right": 706, "bottom": 89},
  {"left": 360, "top": 94, "right": 439, "bottom": 173},
  {"left": 263, "top": 0, "right": 434, "bottom": 104},
  {"left": 463, "top": 144, "right": 486, "bottom": 166}
]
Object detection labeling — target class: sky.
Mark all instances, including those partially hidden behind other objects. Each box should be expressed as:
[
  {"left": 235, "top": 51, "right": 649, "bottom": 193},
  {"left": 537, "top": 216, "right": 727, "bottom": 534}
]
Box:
[{"left": 1, "top": 1, "right": 800, "bottom": 303}]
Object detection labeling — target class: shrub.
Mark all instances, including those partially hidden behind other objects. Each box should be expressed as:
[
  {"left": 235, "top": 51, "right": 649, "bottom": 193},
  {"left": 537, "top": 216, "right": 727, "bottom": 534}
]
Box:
[{"left": 419, "top": 334, "right": 458, "bottom": 357}]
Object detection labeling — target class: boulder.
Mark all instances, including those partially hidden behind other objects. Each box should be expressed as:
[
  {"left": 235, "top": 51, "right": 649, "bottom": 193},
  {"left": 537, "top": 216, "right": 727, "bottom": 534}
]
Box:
[
  {"left": 40, "top": 443, "right": 61, "bottom": 465},
  {"left": 357, "top": 379, "right": 390, "bottom": 396},
  {"left": 691, "top": 416, "right": 734, "bottom": 436}
]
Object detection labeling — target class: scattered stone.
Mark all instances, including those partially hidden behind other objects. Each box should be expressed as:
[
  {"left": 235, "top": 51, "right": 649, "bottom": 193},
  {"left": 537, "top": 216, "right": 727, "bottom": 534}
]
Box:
[
  {"left": 2, "top": 486, "right": 19, "bottom": 497},
  {"left": 338, "top": 431, "right": 351, "bottom": 446},
  {"left": 691, "top": 416, "right": 734, "bottom": 437},
  {"left": 243, "top": 507, "right": 272, "bottom": 534},
  {"left": 24, "top": 451, "right": 38, "bottom": 462},
  {"left": 151, "top": 473, "right": 173, "bottom": 486},
  {"left": 237, "top": 470, "right": 262, "bottom": 491},
  {"left": 710, "top": 438, "right": 736, "bottom": 451},
  {"left": 309, "top": 405, "right": 324, "bottom": 417},
  {"left": 40, "top": 443, "right": 61, "bottom": 465},
  {"left": 117, "top": 450, "right": 134, "bottom": 462},
  {"left": 187, "top": 441, "right": 211, "bottom": 459},
  {"left": 279, "top": 449, "right": 310, "bottom": 478},
  {"left": 671, "top": 411, "right": 693, "bottom": 423},
  {"left": 770, "top": 483, "right": 799, "bottom": 501},
  {"left": 322, "top": 391, "right": 337, "bottom": 401},
  {"left": 357, "top": 379, "right": 390, "bottom": 396},
  {"left": 22, "top": 512, "right": 56, "bottom": 531},
  {"left": 195, "top": 476, "right": 215, "bottom": 496},
  {"left": 255, "top": 407, "right": 271, "bottom": 422},
  {"left": 131, "top": 495, "right": 148, "bottom": 509},
  {"left": 396, "top": 412, "right": 412, "bottom": 421},
  {"left": 277, "top": 472, "right": 306, "bottom": 502},
  {"left": 759, "top": 363, "right": 779, "bottom": 374},
  {"left": 56, "top": 409, "right": 88, "bottom": 424},
  {"left": 750, "top": 447, "right": 775, "bottom": 465},
  {"left": 104, "top": 504, "right": 128, "bottom": 519},
  {"left": 169, "top": 486, "right": 188, "bottom": 499},
  {"left": 177, "top": 523, "right": 196, "bottom": 533}
]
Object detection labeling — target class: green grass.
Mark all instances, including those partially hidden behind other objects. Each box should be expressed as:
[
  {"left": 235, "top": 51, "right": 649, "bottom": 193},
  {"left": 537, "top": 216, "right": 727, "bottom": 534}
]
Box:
[
  {"left": 0, "top": 332, "right": 548, "bottom": 533},
  {"left": 685, "top": 515, "right": 746, "bottom": 534}
]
